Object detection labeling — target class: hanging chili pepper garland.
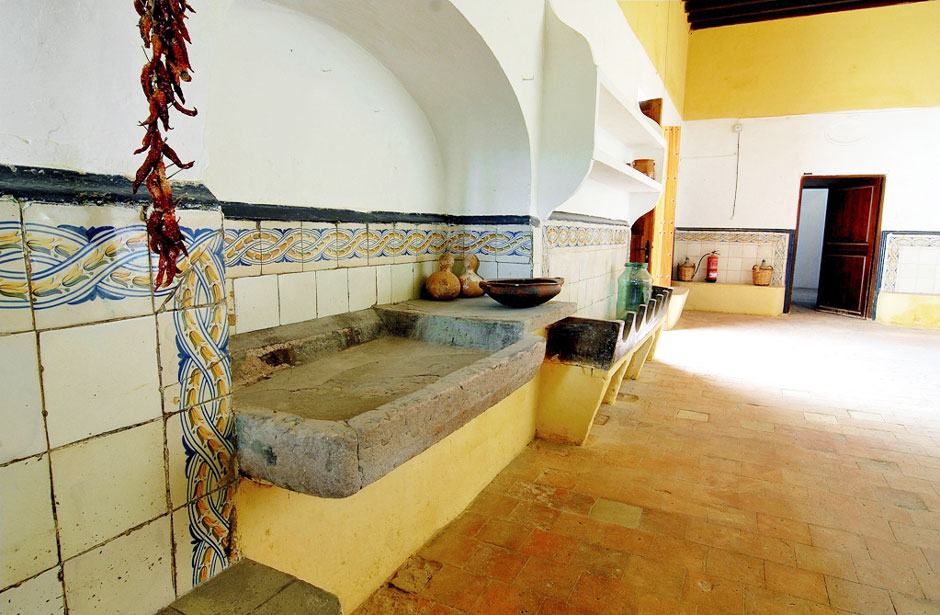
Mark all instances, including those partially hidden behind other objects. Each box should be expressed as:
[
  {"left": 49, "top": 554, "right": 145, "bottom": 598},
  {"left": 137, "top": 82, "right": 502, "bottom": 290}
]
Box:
[{"left": 133, "top": 0, "right": 197, "bottom": 287}]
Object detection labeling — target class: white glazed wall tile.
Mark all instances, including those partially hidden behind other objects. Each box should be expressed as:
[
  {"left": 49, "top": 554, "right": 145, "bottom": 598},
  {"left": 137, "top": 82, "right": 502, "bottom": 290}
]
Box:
[
  {"left": 0, "top": 455, "right": 58, "bottom": 587},
  {"left": 259, "top": 222, "right": 303, "bottom": 275},
  {"left": 232, "top": 275, "right": 279, "bottom": 334},
  {"left": 62, "top": 517, "right": 173, "bottom": 615},
  {"left": 0, "top": 333, "right": 45, "bottom": 464},
  {"left": 391, "top": 223, "right": 421, "bottom": 265},
  {"left": 171, "top": 486, "right": 235, "bottom": 596},
  {"left": 413, "top": 224, "right": 448, "bottom": 262},
  {"left": 415, "top": 259, "right": 437, "bottom": 297},
  {"left": 0, "top": 567, "right": 65, "bottom": 614},
  {"left": 40, "top": 316, "right": 161, "bottom": 448},
  {"left": 156, "top": 304, "right": 228, "bottom": 391},
  {"left": 51, "top": 421, "right": 166, "bottom": 559},
  {"left": 222, "top": 219, "right": 261, "bottom": 278},
  {"left": 315, "top": 268, "right": 349, "bottom": 318},
  {"left": 0, "top": 199, "right": 33, "bottom": 334},
  {"left": 476, "top": 259, "right": 498, "bottom": 280},
  {"left": 375, "top": 264, "right": 392, "bottom": 305},
  {"left": 348, "top": 266, "right": 377, "bottom": 312},
  {"left": 453, "top": 226, "right": 498, "bottom": 262},
  {"left": 277, "top": 271, "right": 317, "bottom": 325},
  {"left": 24, "top": 203, "right": 153, "bottom": 330},
  {"left": 390, "top": 263, "right": 415, "bottom": 303},
  {"left": 496, "top": 262, "right": 532, "bottom": 279}
]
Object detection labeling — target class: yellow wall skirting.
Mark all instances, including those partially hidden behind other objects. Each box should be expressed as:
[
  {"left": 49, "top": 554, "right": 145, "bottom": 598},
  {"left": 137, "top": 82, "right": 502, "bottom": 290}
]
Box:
[
  {"left": 875, "top": 292, "right": 940, "bottom": 328},
  {"left": 673, "top": 281, "right": 785, "bottom": 316},
  {"left": 618, "top": 1, "right": 690, "bottom": 113},
  {"left": 684, "top": 2, "right": 940, "bottom": 120},
  {"left": 233, "top": 378, "right": 540, "bottom": 613}
]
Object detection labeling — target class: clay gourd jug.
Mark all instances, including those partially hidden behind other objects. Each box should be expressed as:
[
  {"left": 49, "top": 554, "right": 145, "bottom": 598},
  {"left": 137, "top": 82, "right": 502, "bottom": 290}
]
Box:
[
  {"left": 459, "top": 254, "right": 485, "bottom": 297},
  {"left": 425, "top": 252, "right": 461, "bottom": 300}
]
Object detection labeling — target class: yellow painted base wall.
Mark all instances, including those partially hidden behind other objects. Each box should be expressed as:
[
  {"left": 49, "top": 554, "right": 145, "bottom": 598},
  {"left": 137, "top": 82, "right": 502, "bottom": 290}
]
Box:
[
  {"left": 875, "top": 292, "right": 940, "bottom": 328},
  {"left": 233, "top": 378, "right": 540, "bottom": 613},
  {"left": 673, "top": 281, "right": 784, "bottom": 316}
]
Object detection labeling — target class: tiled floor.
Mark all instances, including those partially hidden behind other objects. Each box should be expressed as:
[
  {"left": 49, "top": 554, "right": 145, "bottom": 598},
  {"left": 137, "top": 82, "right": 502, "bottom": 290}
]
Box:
[{"left": 354, "top": 308, "right": 940, "bottom": 615}]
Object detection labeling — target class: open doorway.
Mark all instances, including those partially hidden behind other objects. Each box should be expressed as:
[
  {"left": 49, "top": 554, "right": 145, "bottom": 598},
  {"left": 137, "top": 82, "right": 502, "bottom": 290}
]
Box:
[{"left": 791, "top": 176, "right": 885, "bottom": 318}]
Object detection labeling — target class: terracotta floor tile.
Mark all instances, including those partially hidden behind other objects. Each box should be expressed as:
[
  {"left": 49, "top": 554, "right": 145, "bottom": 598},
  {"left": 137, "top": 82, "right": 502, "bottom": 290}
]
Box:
[
  {"left": 912, "top": 565, "right": 940, "bottom": 602},
  {"left": 636, "top": 509, "right": 688, "bottom": 538},
  {"left": 809, "top": 525, "right": 869, "bottom": 560},
  {"left": 477, "top": 518, "right": 534, "bottom": 551},
  {"left": 569, "top": 542, "right": 631, "bottom": 580},
  {"left": 420, "top": 533, "right": 480, "bottom": 568},
  {"left": 892, "top": 522, "right": 940, "bottom": 551},
  {"left": 513, "top": 558, "right": 582, "bottom": 602},
  {"left": 681, "top": 571, "right": 744, "bottom": 612},
  {"left": 742, "top": 585, "right": 838, "bottom": 615},
  {"left": 598, "top": 525, "right": 656, "bottom": 558},
  {"left": 589, "top": 499, "right": 643, "bottom": 529},
  {"left": 764, "top": 561, "right": 829, "bottom": 605},
  {"left": 446, "top": 512, "right": 488, "bottom": 538},
  {"left": 536, "top": 598, "right": 598, "bottom": 615},
  {"left": 890, "top": 591, "right": 940, "bottom": 615},
  {"left": 825, "top": 576, "right": 895, "bottom": 615},
  {"left": 422, "top": 565, "right": 490, "bottom": 612},
  {"left": 464, "top": 543, "right": 529, "bottom": 584},
  {"left": 468, "top": 580, "right": 543, "bottom": 615},
  {"left": 646, "top": 535, "right": 706, "bottom": 572},
  {"left": 569, "top": 572, "right": 635, "bottom": 615},
  {"left": 795, "top": 544, "right": 858, "bottom": 581},
  {"left": 864, "top": 536, "right": 930, "bottom": 568},
  {"left": 854, "top": 557, "right": 924, "bottom": 597},
  {"left": 757, "top": 513, "right": 812, "bottom": 544},
  {"left": 519, "top": 528, "right": 581, "bottom": 564},
  {"left": 623, "top": 555, "right": 685, "bottom": 600},
  {"left": 509, "top": 501, "right": 563, "bottom": 531},
  {"left": 632, "top": 593, "right": 697, "bottom": 615},
  {"left": 551, "top": 512, "right": 606, "bottom": 545},
  {"left": 468, "top": 492, "right": 520, "bottom": 518},
  {"left": 705, "top": 547, "right": 765, "bottom": 586},
  {"left": 536, "top": 468, "right": 580, "bottom": 490}
]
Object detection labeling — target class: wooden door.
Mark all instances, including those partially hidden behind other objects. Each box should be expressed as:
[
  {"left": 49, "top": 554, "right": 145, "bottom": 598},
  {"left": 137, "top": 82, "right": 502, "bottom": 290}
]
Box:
[
  {"left": 816, "top": 178, "right": 883, "bottom": 316},
  {"left": 630, "top": 209, "right": 654, "bottom": 265}
]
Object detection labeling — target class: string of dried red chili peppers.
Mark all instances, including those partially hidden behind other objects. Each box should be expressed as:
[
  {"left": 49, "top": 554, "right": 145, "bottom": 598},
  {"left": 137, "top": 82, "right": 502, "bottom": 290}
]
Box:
[{"left": 133, "top": 0, "right": 197, "bottom": 287}]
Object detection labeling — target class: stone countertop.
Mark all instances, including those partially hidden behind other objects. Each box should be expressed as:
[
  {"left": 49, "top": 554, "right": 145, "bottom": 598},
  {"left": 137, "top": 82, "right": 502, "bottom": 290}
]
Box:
[{"left": 377, "top": 297, "right": 577, "bottom": 333}]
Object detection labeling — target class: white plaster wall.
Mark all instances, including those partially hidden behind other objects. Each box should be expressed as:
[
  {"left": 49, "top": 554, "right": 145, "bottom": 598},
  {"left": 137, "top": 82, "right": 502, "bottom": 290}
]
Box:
[
  {"left": 793, "top": 189, "right": 828, "bottom": 289},
  {"left": 677, "top": 108, "right": 940, "bottom": 231},
  {"left": 0, "top": 0, "right": 218, "bottom": 179},
  {"left": 203, "top": 0, "right": 443, "bottom": 212}
]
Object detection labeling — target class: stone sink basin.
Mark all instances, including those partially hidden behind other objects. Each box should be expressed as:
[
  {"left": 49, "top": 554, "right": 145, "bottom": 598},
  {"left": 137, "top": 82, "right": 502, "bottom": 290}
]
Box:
[{"left": 232, "top": 298, "right": 575, "bottom": 498}]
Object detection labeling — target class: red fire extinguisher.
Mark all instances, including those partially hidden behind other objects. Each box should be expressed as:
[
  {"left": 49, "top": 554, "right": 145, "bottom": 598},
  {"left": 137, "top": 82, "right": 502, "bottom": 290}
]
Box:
[
  {"left": 706, "top": 252, "right": 719, "bottom": 283},
  {"left": 694, "top": 251, "right": 719, "bottom": 283}
]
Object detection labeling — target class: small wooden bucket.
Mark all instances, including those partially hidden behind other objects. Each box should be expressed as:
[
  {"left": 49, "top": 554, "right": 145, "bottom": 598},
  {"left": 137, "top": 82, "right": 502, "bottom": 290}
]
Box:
[{"left": 752, "top": 260, "right": 773, "bottom": 286}]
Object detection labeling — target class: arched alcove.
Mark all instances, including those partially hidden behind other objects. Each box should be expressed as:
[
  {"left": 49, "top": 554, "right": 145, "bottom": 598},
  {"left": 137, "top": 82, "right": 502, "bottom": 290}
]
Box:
[{"left": 203, "top": 0, "right": 532, "bottom": 217}]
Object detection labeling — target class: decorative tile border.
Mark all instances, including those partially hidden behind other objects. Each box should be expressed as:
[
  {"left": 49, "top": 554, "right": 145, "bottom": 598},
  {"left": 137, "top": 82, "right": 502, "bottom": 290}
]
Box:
[
  {"left": 674, "top": 230, "right": 789, "bottom": 286},
  {"left": 543, "top": 222, "right": 630, "bottom": 250},
  {"left": 880, "top": 232, "right": 940, "bottom": 292},
  {"left": 223, "top": 223, "right": 532, "bottom": 267}
]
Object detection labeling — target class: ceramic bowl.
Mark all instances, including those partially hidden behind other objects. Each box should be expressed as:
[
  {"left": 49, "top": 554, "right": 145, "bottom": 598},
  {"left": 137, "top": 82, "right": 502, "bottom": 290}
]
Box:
[{"left": 478, "top": 278, "right": 564, "bottom": 309}]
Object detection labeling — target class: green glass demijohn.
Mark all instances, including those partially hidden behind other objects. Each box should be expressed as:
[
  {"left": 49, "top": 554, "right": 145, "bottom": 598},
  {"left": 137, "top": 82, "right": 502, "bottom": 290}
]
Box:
[{"left": 616, "top": 262, "right": 653, "bottom": 321}]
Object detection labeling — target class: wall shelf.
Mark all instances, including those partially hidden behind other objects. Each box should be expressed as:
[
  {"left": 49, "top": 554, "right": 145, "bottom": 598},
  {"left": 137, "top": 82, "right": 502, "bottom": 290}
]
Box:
[{"left": 536, "top": 3, "right": 666, "bottom": 224}]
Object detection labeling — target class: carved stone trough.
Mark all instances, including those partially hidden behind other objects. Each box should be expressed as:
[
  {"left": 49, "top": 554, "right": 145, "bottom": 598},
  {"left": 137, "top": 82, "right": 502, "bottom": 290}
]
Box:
[{"left": 232, "top": 298, "right": 575, "bottom": 498}]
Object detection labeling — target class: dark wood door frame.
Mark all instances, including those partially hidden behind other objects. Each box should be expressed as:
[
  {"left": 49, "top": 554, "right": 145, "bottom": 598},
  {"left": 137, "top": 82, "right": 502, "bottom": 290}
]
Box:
[{"left": 790, "top": 174, "right": 886, "bottom": 319}]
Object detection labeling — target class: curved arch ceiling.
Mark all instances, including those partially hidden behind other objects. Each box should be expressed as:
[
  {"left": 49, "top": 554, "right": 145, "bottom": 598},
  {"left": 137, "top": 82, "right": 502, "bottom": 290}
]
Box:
[{"left": 271, "top": 0, "right": 533, "bottom": 217}]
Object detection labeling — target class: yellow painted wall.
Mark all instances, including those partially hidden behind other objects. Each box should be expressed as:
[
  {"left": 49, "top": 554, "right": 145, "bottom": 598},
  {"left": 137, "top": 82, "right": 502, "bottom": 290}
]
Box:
[
  {"left": 233, "top": 378, "right": 540, "bottom": 613},
  {"left": 673, "top": 281, "right": 785, "bottom": 316},
  {"left": 618, "top": 1, "right": 690, "bottom": 114},
  {"left": 684, "top": 2, "right": 940, "bottom": 120},
  {"left": 875, "top": 292, "right": 940, "bottom": 328}
]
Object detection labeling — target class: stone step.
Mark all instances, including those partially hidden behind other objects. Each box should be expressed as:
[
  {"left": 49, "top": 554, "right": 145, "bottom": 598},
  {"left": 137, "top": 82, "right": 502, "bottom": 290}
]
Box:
[{"left": 159, "top": 560, "right": 340, "bottom": 615}]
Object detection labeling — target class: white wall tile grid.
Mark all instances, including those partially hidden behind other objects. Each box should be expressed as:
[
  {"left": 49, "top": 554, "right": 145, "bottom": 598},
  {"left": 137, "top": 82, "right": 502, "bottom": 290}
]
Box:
[
  {"left": 881, "top": 233, "right": 940, "bottom": 295},
  {"left": 541, "top": 221, "right": 631, "bottom": 320},
  {"left": 673, "top": 230, "right": 789, "bottom": 286},
  {"left": 0, "top": 199, "right": 235, "bottom": 614},
  {"left": 223, "top": 220, "right": 536, "bottom": 333}
]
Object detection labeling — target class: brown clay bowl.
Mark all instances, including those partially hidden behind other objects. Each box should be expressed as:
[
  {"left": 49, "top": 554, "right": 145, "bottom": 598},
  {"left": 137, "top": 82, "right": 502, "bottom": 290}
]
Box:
[{"left": 478, "top": 278, "right": 564, "bottom": 309}]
